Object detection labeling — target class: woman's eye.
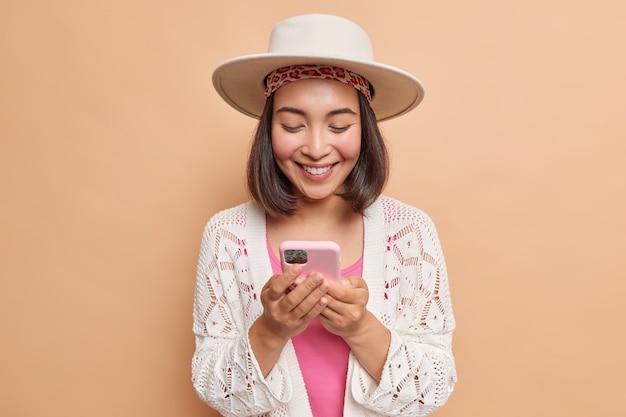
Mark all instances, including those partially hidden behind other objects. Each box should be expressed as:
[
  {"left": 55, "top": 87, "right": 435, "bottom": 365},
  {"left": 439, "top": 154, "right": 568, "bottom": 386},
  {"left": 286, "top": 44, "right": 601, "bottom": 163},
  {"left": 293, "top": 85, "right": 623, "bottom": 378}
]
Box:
[
  {"left": 330, "top": 126, "right": 349, "bottom": 133},
  {"left": 282, "top": 125, "right": 303, "bottom": 133}
]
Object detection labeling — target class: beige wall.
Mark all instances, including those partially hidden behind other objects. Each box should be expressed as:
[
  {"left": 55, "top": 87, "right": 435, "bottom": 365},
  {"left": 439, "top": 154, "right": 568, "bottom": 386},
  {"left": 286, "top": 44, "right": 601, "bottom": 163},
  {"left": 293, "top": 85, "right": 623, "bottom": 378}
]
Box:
[{"left": 1, "top": 1, "right": 625, "bottom": 416}]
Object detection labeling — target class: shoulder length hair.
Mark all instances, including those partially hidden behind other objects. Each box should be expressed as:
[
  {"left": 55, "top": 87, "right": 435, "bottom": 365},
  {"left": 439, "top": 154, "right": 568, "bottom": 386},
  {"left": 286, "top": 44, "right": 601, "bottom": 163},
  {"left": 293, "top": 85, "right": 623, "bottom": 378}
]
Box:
[{"left": 247, "top": 92, "right": 389, "bottom": 218}]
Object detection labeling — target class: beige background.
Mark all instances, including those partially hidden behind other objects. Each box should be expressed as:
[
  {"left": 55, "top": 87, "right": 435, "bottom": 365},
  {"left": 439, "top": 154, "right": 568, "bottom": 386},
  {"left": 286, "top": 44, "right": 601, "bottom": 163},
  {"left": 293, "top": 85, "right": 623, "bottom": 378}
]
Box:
[{"left": 1, "top": 1, "right": 625, "bottom": 416}]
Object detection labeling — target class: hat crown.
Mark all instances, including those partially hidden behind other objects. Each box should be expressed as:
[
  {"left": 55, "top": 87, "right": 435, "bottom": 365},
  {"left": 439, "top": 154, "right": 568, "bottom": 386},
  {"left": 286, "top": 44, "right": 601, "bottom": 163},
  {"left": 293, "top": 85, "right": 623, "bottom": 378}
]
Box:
[
  {"left": 267, "top": 14, "right": 374, "bottom": 63},
  {"left": 212, "top": 13, "right": 424, "bottom": 121}
]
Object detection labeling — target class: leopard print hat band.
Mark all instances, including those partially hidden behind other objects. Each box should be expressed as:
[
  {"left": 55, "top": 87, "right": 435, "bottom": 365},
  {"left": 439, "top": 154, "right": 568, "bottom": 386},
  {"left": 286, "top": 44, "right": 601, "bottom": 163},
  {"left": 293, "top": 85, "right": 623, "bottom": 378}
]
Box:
[{"left": 264, "top": 64, "right": 372, "bottom": 102}]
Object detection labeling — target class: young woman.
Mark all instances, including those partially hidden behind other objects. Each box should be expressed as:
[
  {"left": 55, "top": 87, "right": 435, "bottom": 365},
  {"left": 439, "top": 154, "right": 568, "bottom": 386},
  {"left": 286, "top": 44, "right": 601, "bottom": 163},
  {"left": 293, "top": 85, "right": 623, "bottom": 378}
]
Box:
[{"left": 192, "top": 14, "right": 456, "bottom": 417}]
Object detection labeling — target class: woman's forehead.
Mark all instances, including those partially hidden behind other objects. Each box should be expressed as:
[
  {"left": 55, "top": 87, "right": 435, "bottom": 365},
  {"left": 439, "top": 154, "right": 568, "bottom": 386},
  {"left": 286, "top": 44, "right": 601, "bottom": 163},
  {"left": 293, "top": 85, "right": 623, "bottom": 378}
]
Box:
[{"left": 272, "top": 79, "right": 360, "bottom": 112}]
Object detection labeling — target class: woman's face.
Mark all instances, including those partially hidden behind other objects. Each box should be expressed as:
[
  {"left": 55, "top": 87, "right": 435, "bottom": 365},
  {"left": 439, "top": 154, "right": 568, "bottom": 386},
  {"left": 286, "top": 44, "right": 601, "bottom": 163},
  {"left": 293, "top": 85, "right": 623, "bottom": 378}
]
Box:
[{"left": 271, "top": 78, "right": 362, "bottom": 203}]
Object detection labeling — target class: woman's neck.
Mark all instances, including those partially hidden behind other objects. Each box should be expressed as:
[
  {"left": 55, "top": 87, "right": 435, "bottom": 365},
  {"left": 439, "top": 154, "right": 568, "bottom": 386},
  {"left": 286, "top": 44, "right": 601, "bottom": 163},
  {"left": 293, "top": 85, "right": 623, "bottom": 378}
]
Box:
[{"left": 274, "top": 196, "right": 352, "bottom": 229}]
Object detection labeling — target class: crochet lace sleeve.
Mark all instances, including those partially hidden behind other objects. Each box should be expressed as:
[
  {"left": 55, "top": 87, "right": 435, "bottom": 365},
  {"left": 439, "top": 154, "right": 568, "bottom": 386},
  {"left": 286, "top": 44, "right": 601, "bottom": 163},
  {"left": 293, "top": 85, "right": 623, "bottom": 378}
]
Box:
[
  {"left": 351, "top": 204, "right": 457, "bottom": 416},
  {"left": 191, "top": 217, "right": 292, "bottom": 416}
]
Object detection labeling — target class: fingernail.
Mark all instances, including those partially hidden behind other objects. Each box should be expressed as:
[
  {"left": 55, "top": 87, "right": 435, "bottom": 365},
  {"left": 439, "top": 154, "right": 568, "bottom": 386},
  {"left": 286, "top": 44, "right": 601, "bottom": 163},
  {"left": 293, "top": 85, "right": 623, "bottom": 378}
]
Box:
[
  {"left": 291, "top": 264, "right": 301, "bottom": 274},
  {"left": 311, "top": 274, "right": 322, "bottom": 285}
]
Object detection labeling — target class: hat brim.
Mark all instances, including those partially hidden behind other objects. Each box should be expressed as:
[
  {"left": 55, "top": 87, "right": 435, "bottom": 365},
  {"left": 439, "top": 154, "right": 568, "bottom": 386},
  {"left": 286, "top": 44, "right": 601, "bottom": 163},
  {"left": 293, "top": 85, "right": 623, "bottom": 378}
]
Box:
[{"left": 212, "top": 53, "right": 425, "bottom": 122}]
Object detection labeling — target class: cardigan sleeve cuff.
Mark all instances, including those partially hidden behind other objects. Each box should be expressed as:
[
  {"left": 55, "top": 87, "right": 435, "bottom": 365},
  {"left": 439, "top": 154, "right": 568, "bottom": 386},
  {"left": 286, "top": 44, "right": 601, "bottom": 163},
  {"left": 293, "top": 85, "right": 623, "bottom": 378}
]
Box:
[
  {"left": 245, "top": 332, "right": 293, "bottom": 403},
  {"left": 349, "top": 330, "right": 402, "bottom": 403}
]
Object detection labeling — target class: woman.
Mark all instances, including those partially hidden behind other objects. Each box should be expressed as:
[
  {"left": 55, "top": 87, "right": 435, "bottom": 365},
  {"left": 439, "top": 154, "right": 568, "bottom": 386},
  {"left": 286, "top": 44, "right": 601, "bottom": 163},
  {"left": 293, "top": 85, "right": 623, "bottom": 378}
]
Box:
[{"left": 192, "top": 13, "right": 456, "bottom": 417}]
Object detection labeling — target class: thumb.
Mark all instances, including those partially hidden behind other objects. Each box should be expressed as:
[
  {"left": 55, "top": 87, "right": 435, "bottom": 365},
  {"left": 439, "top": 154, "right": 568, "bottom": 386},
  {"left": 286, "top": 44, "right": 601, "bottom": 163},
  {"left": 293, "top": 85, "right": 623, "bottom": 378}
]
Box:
[{"left": 341, "top": 274, "right": 367, "bottom": 289}]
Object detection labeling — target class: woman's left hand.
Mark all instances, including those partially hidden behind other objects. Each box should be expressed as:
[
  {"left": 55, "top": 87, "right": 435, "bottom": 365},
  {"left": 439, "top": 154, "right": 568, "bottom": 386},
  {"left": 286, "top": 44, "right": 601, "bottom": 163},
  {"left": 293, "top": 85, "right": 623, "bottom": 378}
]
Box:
[
  {"left": 318, "top": 275, "right": 370, "bottom": 338},
  {"left": 320, "top": 275, "right": 391, "bottom": 383}
]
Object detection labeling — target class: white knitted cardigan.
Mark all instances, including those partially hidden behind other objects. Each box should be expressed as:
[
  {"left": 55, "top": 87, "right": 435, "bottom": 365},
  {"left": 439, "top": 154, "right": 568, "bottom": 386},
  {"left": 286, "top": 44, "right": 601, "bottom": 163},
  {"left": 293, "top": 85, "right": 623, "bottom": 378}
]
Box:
[{"left": 192, "top": 195, "right": 456, "bottom": 417}]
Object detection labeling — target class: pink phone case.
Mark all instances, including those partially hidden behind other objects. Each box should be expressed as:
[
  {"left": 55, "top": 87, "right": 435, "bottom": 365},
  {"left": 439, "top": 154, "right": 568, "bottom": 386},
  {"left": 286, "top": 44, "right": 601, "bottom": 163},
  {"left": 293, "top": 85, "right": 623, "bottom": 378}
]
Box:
[{"left": 279, "top": 240, "right": 341, "bottom": 282}]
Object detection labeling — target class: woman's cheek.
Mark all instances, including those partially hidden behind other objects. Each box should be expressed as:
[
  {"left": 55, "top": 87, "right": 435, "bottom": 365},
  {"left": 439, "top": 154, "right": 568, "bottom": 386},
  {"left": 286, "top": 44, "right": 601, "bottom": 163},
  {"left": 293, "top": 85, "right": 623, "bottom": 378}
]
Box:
[
  {"left": 337, "top": 132, "right": 362, "bottom": 160},
  {"left": 271, "top": 134, "right": 295, "bottom": 160}
]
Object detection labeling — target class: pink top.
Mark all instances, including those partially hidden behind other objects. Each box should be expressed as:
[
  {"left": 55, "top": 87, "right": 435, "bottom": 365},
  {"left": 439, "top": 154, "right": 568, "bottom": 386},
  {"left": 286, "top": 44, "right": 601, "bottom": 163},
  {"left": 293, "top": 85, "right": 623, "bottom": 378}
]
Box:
[{"left": 268, "top": 241, "right": 363, "bottom": 417}]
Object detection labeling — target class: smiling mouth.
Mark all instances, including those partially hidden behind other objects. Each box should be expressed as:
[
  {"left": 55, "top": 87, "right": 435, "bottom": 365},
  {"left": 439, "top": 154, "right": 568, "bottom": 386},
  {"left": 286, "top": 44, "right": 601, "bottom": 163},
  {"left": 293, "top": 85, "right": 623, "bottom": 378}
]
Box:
[{"left": 302, "top": 164, "right": 334, "bottom": 175}]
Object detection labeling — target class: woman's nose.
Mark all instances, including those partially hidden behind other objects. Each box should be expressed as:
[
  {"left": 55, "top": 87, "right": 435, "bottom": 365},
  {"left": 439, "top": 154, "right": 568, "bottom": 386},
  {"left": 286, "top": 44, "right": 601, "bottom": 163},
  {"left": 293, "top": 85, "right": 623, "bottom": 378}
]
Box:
[{"left": 302, "top": 128, "right": 330, "bottom": 159}]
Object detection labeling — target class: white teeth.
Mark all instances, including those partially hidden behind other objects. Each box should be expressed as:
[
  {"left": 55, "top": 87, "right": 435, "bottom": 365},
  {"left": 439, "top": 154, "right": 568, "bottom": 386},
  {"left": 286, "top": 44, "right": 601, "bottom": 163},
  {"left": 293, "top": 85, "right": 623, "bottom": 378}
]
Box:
[{"left": 303, "top": 165, "right": 332, "bottom": 175}]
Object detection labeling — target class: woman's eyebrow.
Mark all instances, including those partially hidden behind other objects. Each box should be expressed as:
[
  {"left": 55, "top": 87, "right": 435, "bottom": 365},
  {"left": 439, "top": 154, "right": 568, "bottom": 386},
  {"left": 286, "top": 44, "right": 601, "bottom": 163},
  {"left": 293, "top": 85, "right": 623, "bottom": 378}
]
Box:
[
  {"left": 275, "top": 106, "right": 305, "bottom": 115},
  {"left": 327, "top": 108, "right": 357, "bottom": 116}
]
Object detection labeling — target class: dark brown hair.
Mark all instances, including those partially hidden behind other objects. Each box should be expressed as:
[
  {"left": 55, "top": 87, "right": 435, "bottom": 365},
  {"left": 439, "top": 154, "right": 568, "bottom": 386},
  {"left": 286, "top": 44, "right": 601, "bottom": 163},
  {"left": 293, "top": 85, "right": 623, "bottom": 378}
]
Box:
[{"left": 247, "top": 92, "right": 389, "bottom": 217}]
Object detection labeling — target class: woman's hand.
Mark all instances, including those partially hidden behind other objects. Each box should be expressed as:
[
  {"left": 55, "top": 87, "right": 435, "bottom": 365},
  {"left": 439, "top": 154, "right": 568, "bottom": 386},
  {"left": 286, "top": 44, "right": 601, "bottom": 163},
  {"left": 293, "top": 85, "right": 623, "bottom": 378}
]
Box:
[
  {"left": 320, "top": 276, "right": 391, "bottom": 383},
  {"left": 318, "top": 275, "right": 370, "bottom": 337},
  {"left": 249, "top": 265, "right": 329, "bottom": 376},
  {"left": 260, "top": 265, "right": 330, "bottom": 340}
]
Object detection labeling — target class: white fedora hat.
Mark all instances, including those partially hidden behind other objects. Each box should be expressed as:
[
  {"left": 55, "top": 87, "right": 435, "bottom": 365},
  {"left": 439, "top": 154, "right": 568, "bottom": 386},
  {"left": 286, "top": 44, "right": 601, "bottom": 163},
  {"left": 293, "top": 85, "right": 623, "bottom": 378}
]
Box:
[{"left": 212, "top": 14, "right": 425, "bottom": 122}]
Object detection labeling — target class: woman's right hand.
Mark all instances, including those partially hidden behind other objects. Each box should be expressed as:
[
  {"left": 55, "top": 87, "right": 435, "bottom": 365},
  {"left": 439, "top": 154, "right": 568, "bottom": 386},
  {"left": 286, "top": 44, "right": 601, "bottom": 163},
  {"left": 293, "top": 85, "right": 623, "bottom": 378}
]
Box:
[
  {"left": 249, "top": 265, "right": 329, "bottom": 376},
  {"left": 260, "top": 265, "right": 330, "bottom": 340}
]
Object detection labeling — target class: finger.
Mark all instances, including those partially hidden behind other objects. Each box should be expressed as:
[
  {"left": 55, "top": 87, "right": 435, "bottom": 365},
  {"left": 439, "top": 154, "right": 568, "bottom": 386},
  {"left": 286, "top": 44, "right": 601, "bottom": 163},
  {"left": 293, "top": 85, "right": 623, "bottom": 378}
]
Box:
[
  {"left": 287, "top": 274, "right": 329, "bottom": 315},
  {"left": 317, "top": 293, "right": 342, "bottom": 316},
  {"left": 295, "top": 290, "right": 329, "bottom": 323},
  {"left": 301, "top": 295, "right": 329, "bottom": 322},
  {"left": 323, "top": 278, "right": 350, "bottom": 300},
  {"left": 320, "top": 299, "right": 350, "bottom": 319},
  {"left": 325, "top": 275, "right": 368, "bottom": 301},
  {"left": 318, "top": 296, "right": 366, "bottom": 336},
  {"left": 343, "top": 274, "right": 368, "bottom": 289},
  {"left": 265, "top": 265, "right": 302, "bottom": 301},
  {"left": 285, "top": 271, "right": 305, "bottom": 294}
]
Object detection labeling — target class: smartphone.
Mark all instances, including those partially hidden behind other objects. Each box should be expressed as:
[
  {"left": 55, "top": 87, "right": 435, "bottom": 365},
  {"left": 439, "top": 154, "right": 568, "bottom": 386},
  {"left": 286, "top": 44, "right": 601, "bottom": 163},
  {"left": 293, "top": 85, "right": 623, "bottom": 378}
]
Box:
[{"left": 279, "top": 240, "right": 341, "bottom": 282}]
